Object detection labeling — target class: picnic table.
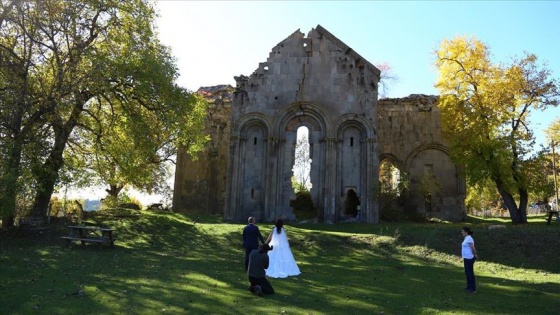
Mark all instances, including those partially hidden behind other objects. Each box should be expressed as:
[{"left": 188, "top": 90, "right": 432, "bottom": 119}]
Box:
[
  {"left": 61, "top": 225, "right": 116, "bottom": 248},
  {"left": 546, "top": 211, "right": 559, "bottom": 225}
]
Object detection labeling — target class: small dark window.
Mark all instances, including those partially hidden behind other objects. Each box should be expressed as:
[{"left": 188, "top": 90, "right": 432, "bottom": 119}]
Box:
[
  {"left": 251, "top": 189, "right": 254, "bottom": 199},
  {"left": 254, "top": 137, "right": 257, "bottom": 145},
  {"left": 350, "top": 137, "right": 354, "bottom": 147}
]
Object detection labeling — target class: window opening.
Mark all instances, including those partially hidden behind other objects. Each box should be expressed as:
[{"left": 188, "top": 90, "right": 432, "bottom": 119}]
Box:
[{"left": 292, "top": 126, "right": 312, "bottom": 193}]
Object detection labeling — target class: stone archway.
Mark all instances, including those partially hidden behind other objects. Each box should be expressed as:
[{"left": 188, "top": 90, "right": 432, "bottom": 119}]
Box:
[
  {"left": 265, "top": 102, "right": 330, "bottom": 222},
  {"left": 404, "top": 144, "right": 465, "bottom": 221}
]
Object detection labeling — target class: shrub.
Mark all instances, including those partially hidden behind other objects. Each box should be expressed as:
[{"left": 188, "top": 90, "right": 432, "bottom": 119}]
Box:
[
  {"left": 48, "top": 197, "right": 84, "bottom": 221},
  {"left": 101, "top": 192, "right": 142, "bottom": 210},
  {"left": 290, "top": 190, "right": 316, "bottom": 220}
]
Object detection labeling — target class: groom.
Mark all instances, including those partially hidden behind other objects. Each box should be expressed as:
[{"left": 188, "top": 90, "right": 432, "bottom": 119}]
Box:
[{"left": 243, "top": 216, "right": 265, "bottom": 271}]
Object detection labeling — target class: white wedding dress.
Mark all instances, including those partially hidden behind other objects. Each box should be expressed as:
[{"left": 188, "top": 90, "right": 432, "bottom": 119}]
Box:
[{"left": 266, "top": 227, "right": 301, "bottom": 278}]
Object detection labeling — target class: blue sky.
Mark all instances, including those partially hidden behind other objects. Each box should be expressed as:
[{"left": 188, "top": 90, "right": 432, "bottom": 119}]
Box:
[{"left": 154, "top": 1, "right": 559, "bottom": 148}]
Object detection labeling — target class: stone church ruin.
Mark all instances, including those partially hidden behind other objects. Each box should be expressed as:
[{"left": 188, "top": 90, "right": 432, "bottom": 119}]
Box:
[{"left": 172, "top": 25, "right": 465, "bottom": 223}]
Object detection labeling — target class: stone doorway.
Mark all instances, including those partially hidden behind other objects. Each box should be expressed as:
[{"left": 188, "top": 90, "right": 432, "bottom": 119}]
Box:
[{"left": 344, "top": 188, "right": 360, "bottom": 218}]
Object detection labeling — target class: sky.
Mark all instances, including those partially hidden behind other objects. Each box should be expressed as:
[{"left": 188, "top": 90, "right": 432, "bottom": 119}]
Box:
[{"left": 154, "top": 0, "right": 559, "bottom": 147}]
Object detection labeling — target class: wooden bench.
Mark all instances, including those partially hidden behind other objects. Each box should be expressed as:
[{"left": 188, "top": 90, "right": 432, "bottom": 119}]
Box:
[
  {"left": 16, "top": 216, "right": 49, "bottom": 236},
  {"left": 546, "top": 211, "right": 559, "bottom": 225}
]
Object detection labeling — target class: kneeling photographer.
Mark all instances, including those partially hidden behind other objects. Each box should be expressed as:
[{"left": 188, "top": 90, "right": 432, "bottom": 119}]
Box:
[{"left": 247, "top": 244, "right": 274, "bottom": 296}]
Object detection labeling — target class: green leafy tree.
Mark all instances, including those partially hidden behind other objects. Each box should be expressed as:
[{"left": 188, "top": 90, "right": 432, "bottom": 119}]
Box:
[
  {"left": 376, "top": 161, "right": 409, "bottom": 221},
  {"left": 526, "top": 152, "right": 556, "bottom": 206},
  {"left": 465, "top": 178, "right": 502, "bottom": 215},
  {"left": 545, "top": 118, "right": 560, "bottom": 209},
  {"left": 434, "top": 36, "right": 559, "bottom": 224},
  {"left": 63, "top": 92, "right": 207, "bottom": 200},
  {"left": 0, "top": 0, "right": 207, "bottom": 224},
  {"left": 546, "top": 118, "right": 560, "bottom": 144}
]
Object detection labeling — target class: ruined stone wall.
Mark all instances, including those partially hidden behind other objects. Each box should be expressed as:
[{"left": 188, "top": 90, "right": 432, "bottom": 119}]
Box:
[
  {"left": 172, "top": 27, "right": 465, "bottom": 222},
  {"left": 226, "top": 25, "right": 380, "bottom": 223},
  {"left": 174, "top": 92, "right": 465, "bottom": 221},
  {"left": 378, "top": 95, "right": 466, "bottom": 221},
  {"left": 378, "top": 95, "right": 442, "bottom": 160},
  {"left": 172, "top": 85, "right": 233, "bottom": 214}
]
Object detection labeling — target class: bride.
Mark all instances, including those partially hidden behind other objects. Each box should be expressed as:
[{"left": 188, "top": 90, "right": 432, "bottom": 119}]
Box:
[{"left": 265, "top": 219, "right": 301, "bottom": 278}]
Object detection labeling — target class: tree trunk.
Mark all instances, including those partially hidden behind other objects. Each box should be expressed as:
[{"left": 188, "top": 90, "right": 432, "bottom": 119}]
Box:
[
  {"left": 106, "top": 184, "right": 124, "bottom": 198},
  {"left": 31, "top": 103, "right": 82, "bottom": 216},
  {"left": 517, "top": 187, "right": 528, "bottom": 223},
  {"left": 508, "top": 137, "right": 528, "bottom": 224},
  {"left": 494, "top": 178, "right": 527, "bottom": 224},
  {"left": 31, "top": 144, "right": 67, "bottom": 217},
  {"left": 1, "top": 137, "right": 23, "bottom": 227}
]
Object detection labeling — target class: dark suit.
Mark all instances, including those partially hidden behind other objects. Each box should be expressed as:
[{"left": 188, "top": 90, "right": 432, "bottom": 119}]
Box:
[{"left": 243, "top": 223, "right": 265, "bottom": 271}]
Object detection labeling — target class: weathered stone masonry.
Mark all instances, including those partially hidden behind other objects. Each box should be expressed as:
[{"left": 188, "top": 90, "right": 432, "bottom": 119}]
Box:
[
  {"left": 172, "top": 25, "right": 465, "bottom": 223},
  {"left": 378, "top": 95, "right": 465, "bottom": 221}
]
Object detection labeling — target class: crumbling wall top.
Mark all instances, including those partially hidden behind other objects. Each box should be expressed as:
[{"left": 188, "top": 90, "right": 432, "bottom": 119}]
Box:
[
  {"left": 197, "top": 85, "right": 234, "bottom": 106},
  {"left": 379, "top": 94, "right": 438, "bottom": 112}
]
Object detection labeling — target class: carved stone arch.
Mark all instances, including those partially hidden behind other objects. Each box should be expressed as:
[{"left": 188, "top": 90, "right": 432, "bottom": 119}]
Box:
[
  {"left": 379, "top": 153, "right": 404, "bottom": 171},
  {"left": 233, "top": 112, "right": 272, "bottom": 138},
  {"left": 403, "top": 143, "right": 464, "bottom": 221},
  {"left": 267, "top": 102, "right": 331, "bottom": 221},
  {"left": 333, "top": 115, "right": 376, "bottom": 221},
  {"left": 273, "top": 101, "right": 331, "bottom": 136},
  {"left": 404, "top": 143, "right": 449, "bottom": 172},
  {"left": 223, "top": 113, "right": 272, "bottom": 222},
  {"left": 334, "top": 113, "right": 375, "bottom": 139}
]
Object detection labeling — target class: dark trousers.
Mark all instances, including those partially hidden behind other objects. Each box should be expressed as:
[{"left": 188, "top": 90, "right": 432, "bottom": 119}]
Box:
[
  {"left": 244, "top": 247, "right": 256, "bottom": 271},
  {"left": 464, "top": 257, "right": 476, "bottom": 291},
  {"left": 248, "top": 276, "right": 274, "bottom": 294}
]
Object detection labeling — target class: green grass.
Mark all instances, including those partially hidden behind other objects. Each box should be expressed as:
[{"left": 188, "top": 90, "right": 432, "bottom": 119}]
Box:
[{"left": 1, "top": 211, "right": 559, "bottom": 314}]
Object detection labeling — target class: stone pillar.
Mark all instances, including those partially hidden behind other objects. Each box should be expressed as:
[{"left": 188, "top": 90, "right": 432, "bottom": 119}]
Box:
[
  {"left": 224, "top": 136, "right": 247, "bottom": 222},
  {"left": 364, "top": 137, "right": 379, "bottom": 223},
  {"left": 265, "top": 136, "right": 284, "bottom": 221},
  {"left": 323, "top": 137, "right": 338, "bottom": 223}
]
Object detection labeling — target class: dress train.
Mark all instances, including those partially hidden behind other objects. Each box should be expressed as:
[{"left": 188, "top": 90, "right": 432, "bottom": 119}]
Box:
[{"left": 266, "top": 227, "right": 301, "bottom": 278}]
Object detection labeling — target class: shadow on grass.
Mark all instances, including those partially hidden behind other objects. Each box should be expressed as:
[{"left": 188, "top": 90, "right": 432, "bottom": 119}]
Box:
[{"left": 289, "top": 216, "right": 560, "bottom": 274}]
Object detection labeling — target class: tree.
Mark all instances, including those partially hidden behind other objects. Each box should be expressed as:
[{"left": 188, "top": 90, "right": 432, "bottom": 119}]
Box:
[
  {"left": 0, "top": 0, "right": 207, "bottom": 224},
  {"left": 546, "top": 118, "right": 560, "bottom": 145},
  {"left": 376, "top": 161, "right": 409, "bottom": 221},
  {"left": 375, "top": 62, "right": 398, "bottom": 99},
  {"left": 465, "top": 178, "right": 502, "bottom": 215},
  {"left": 292, "top": 133, "right": 311, "bottom": 192},
  {"left": 434, "top": 36, "right": 559, "bottom": 224},
  {"left": 545, "top": 118, "right": 560, "bottom": 210},
  {"left": 62, "top": 91, "right": 207, "bottom": 200}
]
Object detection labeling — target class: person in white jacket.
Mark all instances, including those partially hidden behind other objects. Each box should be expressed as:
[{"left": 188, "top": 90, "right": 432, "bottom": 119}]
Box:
[{"left": 265, "top": 219, "right": 301, "bottom": 278}]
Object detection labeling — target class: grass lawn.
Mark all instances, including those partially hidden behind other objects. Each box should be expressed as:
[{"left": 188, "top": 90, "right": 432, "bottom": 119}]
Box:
[{"left": 1, "top": 210, "right": 559, "bottom": 314}]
